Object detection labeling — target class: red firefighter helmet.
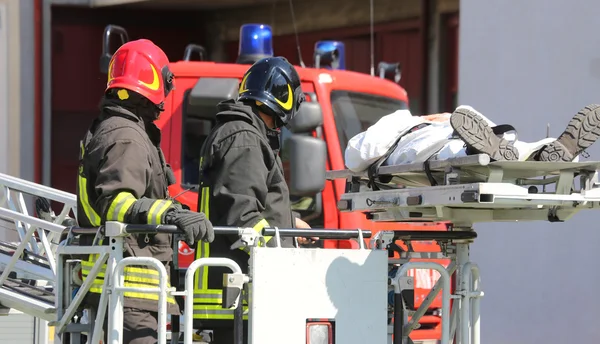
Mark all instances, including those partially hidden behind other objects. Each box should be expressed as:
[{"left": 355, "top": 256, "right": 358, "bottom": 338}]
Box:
[{"left": 106, "top": 39, "right": 174, "bottom": 105}]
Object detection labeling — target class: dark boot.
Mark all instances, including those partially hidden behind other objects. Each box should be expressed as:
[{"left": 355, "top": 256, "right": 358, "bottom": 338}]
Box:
[
  {"left": 450, "top": 107, "right": 519, "bottom": 161},
  {"left": 536, "top": 104, "right": 600, "bottom": 162}
]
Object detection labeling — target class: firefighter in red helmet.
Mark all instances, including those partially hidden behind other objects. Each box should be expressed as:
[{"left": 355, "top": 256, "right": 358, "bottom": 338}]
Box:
[{"left": 76, "top": 39, "right": 214, "bottom": 344}]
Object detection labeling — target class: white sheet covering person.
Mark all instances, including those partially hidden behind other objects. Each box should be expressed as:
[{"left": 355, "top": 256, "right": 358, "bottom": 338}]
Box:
[{"left": 344, "top": 105, "right": 600, "bottom": 173}]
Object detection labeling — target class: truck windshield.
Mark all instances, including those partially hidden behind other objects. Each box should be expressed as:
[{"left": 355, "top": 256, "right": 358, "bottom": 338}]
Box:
[{"left": 331, "top": 90, "right": 408, "bottom": 152}]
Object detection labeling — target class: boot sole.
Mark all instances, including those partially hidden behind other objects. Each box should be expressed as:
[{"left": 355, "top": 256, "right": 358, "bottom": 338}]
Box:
[
  {"left": 538, "top": 104, "right": 600, "bottom": 162},
  {"left": 450, "top": 108, "right": 519, "bottom": 161}
]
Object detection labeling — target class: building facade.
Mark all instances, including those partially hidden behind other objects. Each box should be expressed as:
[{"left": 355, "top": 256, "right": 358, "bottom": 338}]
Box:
[{"left": 0, "top": 0, "right": 37, "bottom": 182}]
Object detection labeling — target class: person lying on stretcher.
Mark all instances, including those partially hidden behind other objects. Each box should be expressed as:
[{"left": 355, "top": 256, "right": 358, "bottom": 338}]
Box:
[{"left": 345, "top": 104, "right": 600, "bottom": 173}]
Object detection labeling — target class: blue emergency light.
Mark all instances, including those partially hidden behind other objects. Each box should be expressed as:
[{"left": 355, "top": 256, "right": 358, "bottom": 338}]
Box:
[
  {"left": 314, "top": 41, "right": 346, "bottom": 70},
  {"left": 237, "top": 24, "right": 274, "bottom": 64}
]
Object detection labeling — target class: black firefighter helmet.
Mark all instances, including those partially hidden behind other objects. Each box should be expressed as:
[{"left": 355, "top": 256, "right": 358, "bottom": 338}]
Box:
[{"left": 237, "top": 57, "right": 305, "bottom": 128}]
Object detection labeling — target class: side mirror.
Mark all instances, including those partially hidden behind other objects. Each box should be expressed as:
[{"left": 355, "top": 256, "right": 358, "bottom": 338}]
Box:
[
  {"left": 289, "top": 102, "right": 323, "bottom": 134},
  {"left": 187, "top": 77, "right": 240, "bottom": 118},
  {"left": 100, "top": 25, "right": 129, "bottom": 74},
  {"left": 288, "top": 135, "right": 327, "bottom": 196}
]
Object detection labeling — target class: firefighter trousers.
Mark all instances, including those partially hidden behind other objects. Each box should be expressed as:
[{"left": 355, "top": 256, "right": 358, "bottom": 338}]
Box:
[
  {"left": 98, "top": 307, "right": 160, "bottom": 344},
  {"left": 211, "top": 321, "right": 249, "bottom": 344}
]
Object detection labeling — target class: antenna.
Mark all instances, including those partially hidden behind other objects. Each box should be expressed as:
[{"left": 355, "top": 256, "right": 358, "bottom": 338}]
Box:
[
  {"left": 543, "top": 123, "right": 550, "bottom": 193},
  {"left": 369, "top": 0, "right": 375, "bottom": 76},
  {"left": 288, "top": 0, "right": 306, "bottom": 68}
]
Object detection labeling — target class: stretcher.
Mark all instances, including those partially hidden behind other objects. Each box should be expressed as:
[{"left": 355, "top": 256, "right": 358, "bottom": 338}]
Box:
[
  {"left": 328, "top": 153, "right": 600, "bottom": 225},
  {"left": 326, "top": 153, "right": 600, "bottom": 344}
]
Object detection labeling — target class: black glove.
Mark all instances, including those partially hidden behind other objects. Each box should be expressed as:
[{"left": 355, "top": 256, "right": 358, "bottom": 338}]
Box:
[{"left": 165, "top": 208, "right": 214, "bottom": 246}]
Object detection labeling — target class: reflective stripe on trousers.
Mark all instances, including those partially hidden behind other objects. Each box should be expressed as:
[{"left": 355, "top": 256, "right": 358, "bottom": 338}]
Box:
[
  {"left": 81, "top": 251, "right": 178, "bottom": 304},
  {"left": 192, "top": 185, "right": 271, "bottom": 319}
]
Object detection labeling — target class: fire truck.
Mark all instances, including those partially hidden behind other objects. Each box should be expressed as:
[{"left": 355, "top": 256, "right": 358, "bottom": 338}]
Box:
[{"left": 101, "top": 22, "right": 450, "bottom": 342}]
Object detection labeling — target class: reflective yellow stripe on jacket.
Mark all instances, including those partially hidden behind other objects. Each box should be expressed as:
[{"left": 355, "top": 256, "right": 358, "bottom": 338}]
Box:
[
  {"left": 192, "top": 185, "right": 271, "bottom": 320},
  {"left": 106, "top": 191, "right": 136, "bottom": 222},
  {"left": 78, "top": 141, "right": 101, "bottom": 227},
  {"left": 78, "top": 184, "right": 177, "bottom": 304}
]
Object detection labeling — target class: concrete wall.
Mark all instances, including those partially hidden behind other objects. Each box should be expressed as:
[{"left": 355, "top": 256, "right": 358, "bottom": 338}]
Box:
[
  {"left": 459, "top": 0, "right": 600, "bottom": 343},
  {"left": 0, "top": 2, "right": 7, "bottom": 175},
  {"left": 0, "top": 0, "right": 35, "bottom": 242},
  {"left": 0, "top": 0, "right": 35, "bottom": 181}
]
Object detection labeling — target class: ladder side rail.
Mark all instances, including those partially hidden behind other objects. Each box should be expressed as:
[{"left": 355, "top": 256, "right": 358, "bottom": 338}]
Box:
[
  {"left": 0, "top": 207, "right": 67, "bottom": 236},
  {"left": 0, "top": 172, "right": 77, "bottom": 206},
  {"left": 0, "top": 285, "right": 54, "bottom": 320}
]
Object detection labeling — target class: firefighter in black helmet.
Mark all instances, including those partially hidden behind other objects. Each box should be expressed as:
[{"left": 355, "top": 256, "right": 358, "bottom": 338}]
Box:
[{"left": 192, "top": 56, "right": 317, "bottom": 343}]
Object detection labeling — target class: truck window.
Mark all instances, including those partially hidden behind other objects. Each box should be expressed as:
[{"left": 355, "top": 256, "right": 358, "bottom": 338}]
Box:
[{"left": 331, "top": 90, "right": 408, "bottom": 152}]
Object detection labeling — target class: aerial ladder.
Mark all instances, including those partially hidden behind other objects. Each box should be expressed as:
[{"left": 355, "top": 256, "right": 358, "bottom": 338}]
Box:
[{"left": 2, "top": 153, "right": 600, "bottom": 344}]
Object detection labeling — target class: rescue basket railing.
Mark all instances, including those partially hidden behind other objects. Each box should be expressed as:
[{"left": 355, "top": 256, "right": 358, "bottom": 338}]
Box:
[
  {"left": 56, "top": 220, "right": 472, "bottom": 344},
  {"left": 54, "top": 222, "right": 374, "bottom": 344}
]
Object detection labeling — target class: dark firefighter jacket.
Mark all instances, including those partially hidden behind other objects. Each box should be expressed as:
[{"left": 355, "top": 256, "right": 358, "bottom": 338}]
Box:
[
  {"left": 193, "top": 99, "right": 296, "bottom": 323},
  {"left": 76, "top": 104, "right": 180, "bottom": 315}
]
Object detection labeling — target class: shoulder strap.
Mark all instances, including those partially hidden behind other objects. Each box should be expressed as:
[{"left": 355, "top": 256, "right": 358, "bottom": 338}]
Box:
[
  {"left": 367, "top": 123, "right": 430, "bottom": 190},
  {"left": 463, "top": 124, "right": 518, "bottom": 155}
]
